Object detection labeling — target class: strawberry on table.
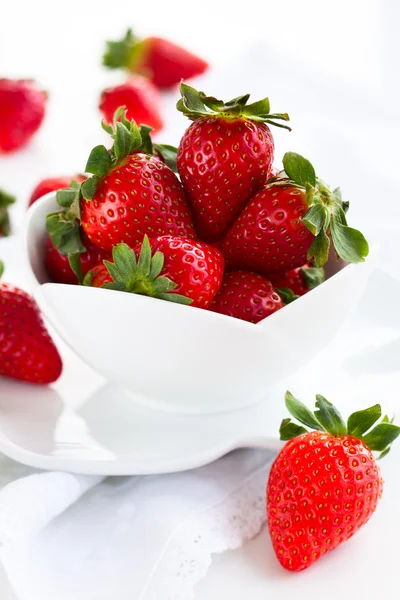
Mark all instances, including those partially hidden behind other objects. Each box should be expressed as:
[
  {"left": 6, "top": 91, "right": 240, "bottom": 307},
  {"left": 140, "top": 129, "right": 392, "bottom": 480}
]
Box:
[
  {"left": 0, "top": 79, "right": 46, "bottom": 153},
  {"left": 99, "top": 76, "right": 163, "bottom": 134},
  {"left": 267, "top": 392, "right": 400, "bottom": 572},
  {"left": 270, "top": 264, "right": 325, "bottom": 298},
  {"left": 0, "top": 261, "right": 62, "bottom": 384},
  {"left": 176, "top": 83, "right": 290, "bottom": 242},
  {"left": 103, "top": 29, "right": 208, "bottom": 89},
  {"left": 29, "top": 175, "right": 86, "bottom": 207},
  {"left": 46, "top": 111, "right": 194, "bottom": 280},
  {"left": 221, "top": 151, "right": 369, "bottom": 273},
  {"left": 85, "top": 234, "right": 224, "bottom": 309},
  {"left": 209, "top": 270, "right": 283, "bottom": 323},
  {"left": 0, "top": 188, "right": 16, "bottom": 237}
]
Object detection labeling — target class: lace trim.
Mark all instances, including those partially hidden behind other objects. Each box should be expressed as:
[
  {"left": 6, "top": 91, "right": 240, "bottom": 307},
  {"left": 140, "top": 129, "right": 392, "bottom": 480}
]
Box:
[{"left": 141, "top": 462, "right": 271, "bottom": 600}]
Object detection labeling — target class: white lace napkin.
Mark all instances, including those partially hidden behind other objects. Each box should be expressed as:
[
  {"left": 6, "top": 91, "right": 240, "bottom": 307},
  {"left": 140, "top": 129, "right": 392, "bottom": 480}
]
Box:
[{"left": 0, "top": 449, "right": 273, "bottom": 600}]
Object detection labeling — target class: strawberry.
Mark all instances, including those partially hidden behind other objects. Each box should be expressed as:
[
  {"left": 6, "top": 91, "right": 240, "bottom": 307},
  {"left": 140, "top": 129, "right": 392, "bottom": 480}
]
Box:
[
  {"left": 0, "top": 261, "right": 62, "bottom": 384},
  {"left": 267, "top": 392, "right": 400, "bottom": 572},
  {"left": 270, "top": 264, "right": 325, "bottom": 297},
  {"left": 176, "top": 84, "right": 290, "bottom": 242},
  {"left": 103, "top": 29, "right": 208, "bottom": 89},
  {"left": 0, "top": 79, "right": 46, "bottom": 153},
  {"left": 46, "top": 111, "right": 194, "bottom": 279},
  {"left": 84, "top": 263, "right": 111, "bottom": 288},
  {"left": 45, "top": 234, "right": 109, "bottom": 285},
  {"left": 29, "top": 175, "right": 86, "bottom": 207},
  {"left": 99, "top": 76, "right": 163, "bottom": 134},
  {"left": 85, "top": 234, "right": 224, "bottom": 309},
  {"left": 209, "top": 270, "right": 283, "bottom": 323},
  {"left": 0, "top": 188, "right": 16, "bottom": 237},
  {"left": 221, "top": 152, "right": 369, "bottom": 273}
]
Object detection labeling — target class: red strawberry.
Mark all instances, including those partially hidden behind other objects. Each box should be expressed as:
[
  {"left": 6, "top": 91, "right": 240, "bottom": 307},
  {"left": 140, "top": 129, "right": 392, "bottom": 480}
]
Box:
[
  {"left": 103, "top": 29, "right": 208, "bottom": 89},
  {"left": 270, "top": 264, "right": 325, "bottom": 297},
  {"left": 29, "top": 175, "right": 86, "bottom": 207},
  {"left": 176, "top": 84, "right": 290, "bottom": 242},
  {"left": 86, "top": 235, "right": 224, "bottom": 309},
  {"left": 84, "top": 263, "right": 111, "bottom": 288},
  {"left": 99, "top": 76, "right": 163, "bottom": 134},
  {"left": 267, "top": 392, "right": 400, "bottom": 572},
  {"left": 221, "top": 152, "right": 369, "bottom": 273},
  {"left": 45, "top": 234, "right": 109, "bottom": 285},
  {"left": 0, "top": 188, "right": 16, "bottom": 237},
  {"left": 0, "top": 261, "right": 62, "bottom": 384},
  {"left": 46, "top": 112, "right": 194, "bottom": 275},
  {"left": 209, "top": 270, "right": 283, "bottom": 323},
  {"left": 0, "top": 79, "right": 46, "bottom": 153}
]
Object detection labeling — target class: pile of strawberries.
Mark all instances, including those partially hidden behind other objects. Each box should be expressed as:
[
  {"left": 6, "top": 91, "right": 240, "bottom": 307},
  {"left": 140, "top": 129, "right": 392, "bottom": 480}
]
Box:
[{"left": 43, "top": 83, "right": 368, "bottom": 325}]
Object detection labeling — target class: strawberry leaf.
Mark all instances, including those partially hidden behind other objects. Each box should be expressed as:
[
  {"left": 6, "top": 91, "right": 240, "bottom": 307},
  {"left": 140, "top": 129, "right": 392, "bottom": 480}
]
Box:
[
  {"left": 280, "top": 418, "right": 308, "bottom": 441},
  {"left": 0, "top": 188, "right": 16, "bottom": 237},
  {"left": 85, "top": 145, "right": 112, "bottom": 178},
  {"left": 275, "top": 287, "right": 299, "bottom": 305},
  {"left": 68, "top": 253, "right": 83, "bottom": 285},
  {"left": 283, "top": 152, "right": 316, "bottom": 188},
  {"left": 154, "top": 144, "right": 178, "bottom": 172},
  {"left": 285, "top": 391, "right": 324, "bottom": 430},
  {"left": 102, "top": 28, "right": 138, "bottom": 71},
  {"left": 56, "top": 187, "right": 79, "bottom": 208},
  {"left": 307, "top": 230, "right": 330, "bottom": 267},
  {"left": 330, "top": 217, "right": 369, "bottom": 263},
  {"left": 314, "top": 394, "right": 347, "bottom": 436},
  {"left": 302, "top": 204, "right": 329, "bottom": 236},
  {"left": 347, "top": 404, "right": 382, "bottom": 437},
  {"left": 301, "top": 266, "right": 325, "bottom": 290},
  {"left": 361, "top": 423, "right": 400, "bottom": 452},
  {"left": 46, "top": 212, "right": 86, "bottom": 256},
  {"left": 0, "top": 260, "right": 4, "bottom": 279}
]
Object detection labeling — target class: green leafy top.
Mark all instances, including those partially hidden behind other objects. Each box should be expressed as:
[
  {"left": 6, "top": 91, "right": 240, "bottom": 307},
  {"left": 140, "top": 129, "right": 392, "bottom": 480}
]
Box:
[
  {"left": 46, "top": 109, "right": 178, "bottom": 280},
  {"left": 85, "top": 236, "right": 192, "bottom": 305},
  {"left": 268, "top": 152, "right": 369, "bottom": 267},
  {"left": 0, "top": 188, "right": 16, "bottom": 237},
  {"left": 280, "top": 391, "right": 400, "bottom": 459},
  {"left": 177, "top": 83, "right": 291, "bottom": 130},
  {"left": 0, "top": 259, "right": 4, "bottom": 279},
  {"left": 102, "top": 28, "right": 148, "bottom": 73}
]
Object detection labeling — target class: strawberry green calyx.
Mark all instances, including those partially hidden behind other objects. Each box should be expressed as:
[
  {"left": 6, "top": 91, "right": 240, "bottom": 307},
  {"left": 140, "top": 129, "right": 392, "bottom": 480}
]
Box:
[
  {"left": 96, "top": 236, "right": 192, "bottom": 305},
  {"left": 177, "top": 83, "right": 291, "bottom": 130},
  {"left": 0, "top": 189, "right": 16, "bottom": 237},
  {"left": 275, "top": 288, "right": 299, "bottom": 305},
  {"left": 0, "top": 260, "right": 4, "bottom": 279},
  {"left": 102, "top": 29, "right": 147, "bottom": 73},
  {"left": 280, "top": 391, "right": 400, "bottom": 459},
  {"left": 276, "top": 152, "right": 369, "bottom": 267},
  {"left": 301, "top": 266, "right": 325, "bottom": 289}
]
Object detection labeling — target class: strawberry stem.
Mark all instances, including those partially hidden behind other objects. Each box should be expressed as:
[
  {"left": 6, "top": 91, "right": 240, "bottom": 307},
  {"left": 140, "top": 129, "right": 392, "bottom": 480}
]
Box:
[{"left": 0, "top": 188, "right": 16, "bottom": 237}]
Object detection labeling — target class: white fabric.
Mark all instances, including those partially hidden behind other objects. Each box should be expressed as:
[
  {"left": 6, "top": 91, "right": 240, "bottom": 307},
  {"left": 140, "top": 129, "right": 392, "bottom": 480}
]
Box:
[{"left": 0, "top": 449, "right": 274, "bottom": 600}]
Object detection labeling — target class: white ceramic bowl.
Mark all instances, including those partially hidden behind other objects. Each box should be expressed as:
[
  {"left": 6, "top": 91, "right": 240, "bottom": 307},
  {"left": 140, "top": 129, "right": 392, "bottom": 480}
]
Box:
[{"left": 24, "top": 193, "right": 374, "bottom": 414}]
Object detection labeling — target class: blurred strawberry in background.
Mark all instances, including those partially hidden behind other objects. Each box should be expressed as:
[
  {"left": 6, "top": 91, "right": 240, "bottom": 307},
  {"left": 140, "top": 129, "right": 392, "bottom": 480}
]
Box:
[
  {"left": 99, "top": 76, "right": 163, "bottom": 133},
  {"left": 0, "top": 79, "right": 46, "bottom": 153},
  {"left": 29, "top": 175, "right": 86, "bottom": 207},
  {"left": 102, "top": 28, "right": 208, "bottom": 89}
]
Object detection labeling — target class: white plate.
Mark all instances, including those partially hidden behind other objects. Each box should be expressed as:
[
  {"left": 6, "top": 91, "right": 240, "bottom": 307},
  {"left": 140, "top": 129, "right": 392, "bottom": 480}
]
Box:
[{"left": 1, "top": 232, "right": 400, "bottom": 475}]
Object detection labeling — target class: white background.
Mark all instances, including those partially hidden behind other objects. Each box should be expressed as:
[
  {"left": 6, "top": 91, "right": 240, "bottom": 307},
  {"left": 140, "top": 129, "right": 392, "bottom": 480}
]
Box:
[{"left": 1, "top": 1, "right": 399, "bottom": 598}]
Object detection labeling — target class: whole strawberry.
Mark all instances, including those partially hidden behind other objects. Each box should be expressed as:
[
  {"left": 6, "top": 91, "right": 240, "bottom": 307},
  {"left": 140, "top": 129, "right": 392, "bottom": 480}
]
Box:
[
  {"left": 270, "top": 264, "right": 325, "bottom": 298},
  {"left": 103, "top": 29, "right": 208, "bottom": 89},
  {"left": 209, "top": 270, "right": 283, "bottom": 323},
  {"left": 222, "top": 152, "right": 369, "bottom": 273},
  {"left": 0, "top": 261, "right": 62, "bottom": 384},
  {"left": 176, "top": 84, "right": 290, "bottom": 242},
  {"left": 0, "top": 188, "right": 16, "bottom": 237},
  {"left": 0, "top": 79, "right": 46, "bottom": 153},
  {"left": 46, "top": 112, "right": 194, "bottom": 277},
  {"left": 267, "top": 392, "right": 400, "bottom": 572},
  {"left": 29, "top": 175, "right": 86, "bottom": 207},
  {"left": 45, "top": 234, "right": 109, "bottom": 285},
  {"left": 85, "top": 234, "right": 224, "bottom": 309},
  {"left": 99, "top": 76, "right": 163, "bottom": 133}
]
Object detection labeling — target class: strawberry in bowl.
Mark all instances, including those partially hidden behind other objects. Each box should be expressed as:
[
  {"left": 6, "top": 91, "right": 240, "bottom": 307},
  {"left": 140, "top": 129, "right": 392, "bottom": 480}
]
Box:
[{"left": 24, "top": 83, "right": 374, "bottom": 413}]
